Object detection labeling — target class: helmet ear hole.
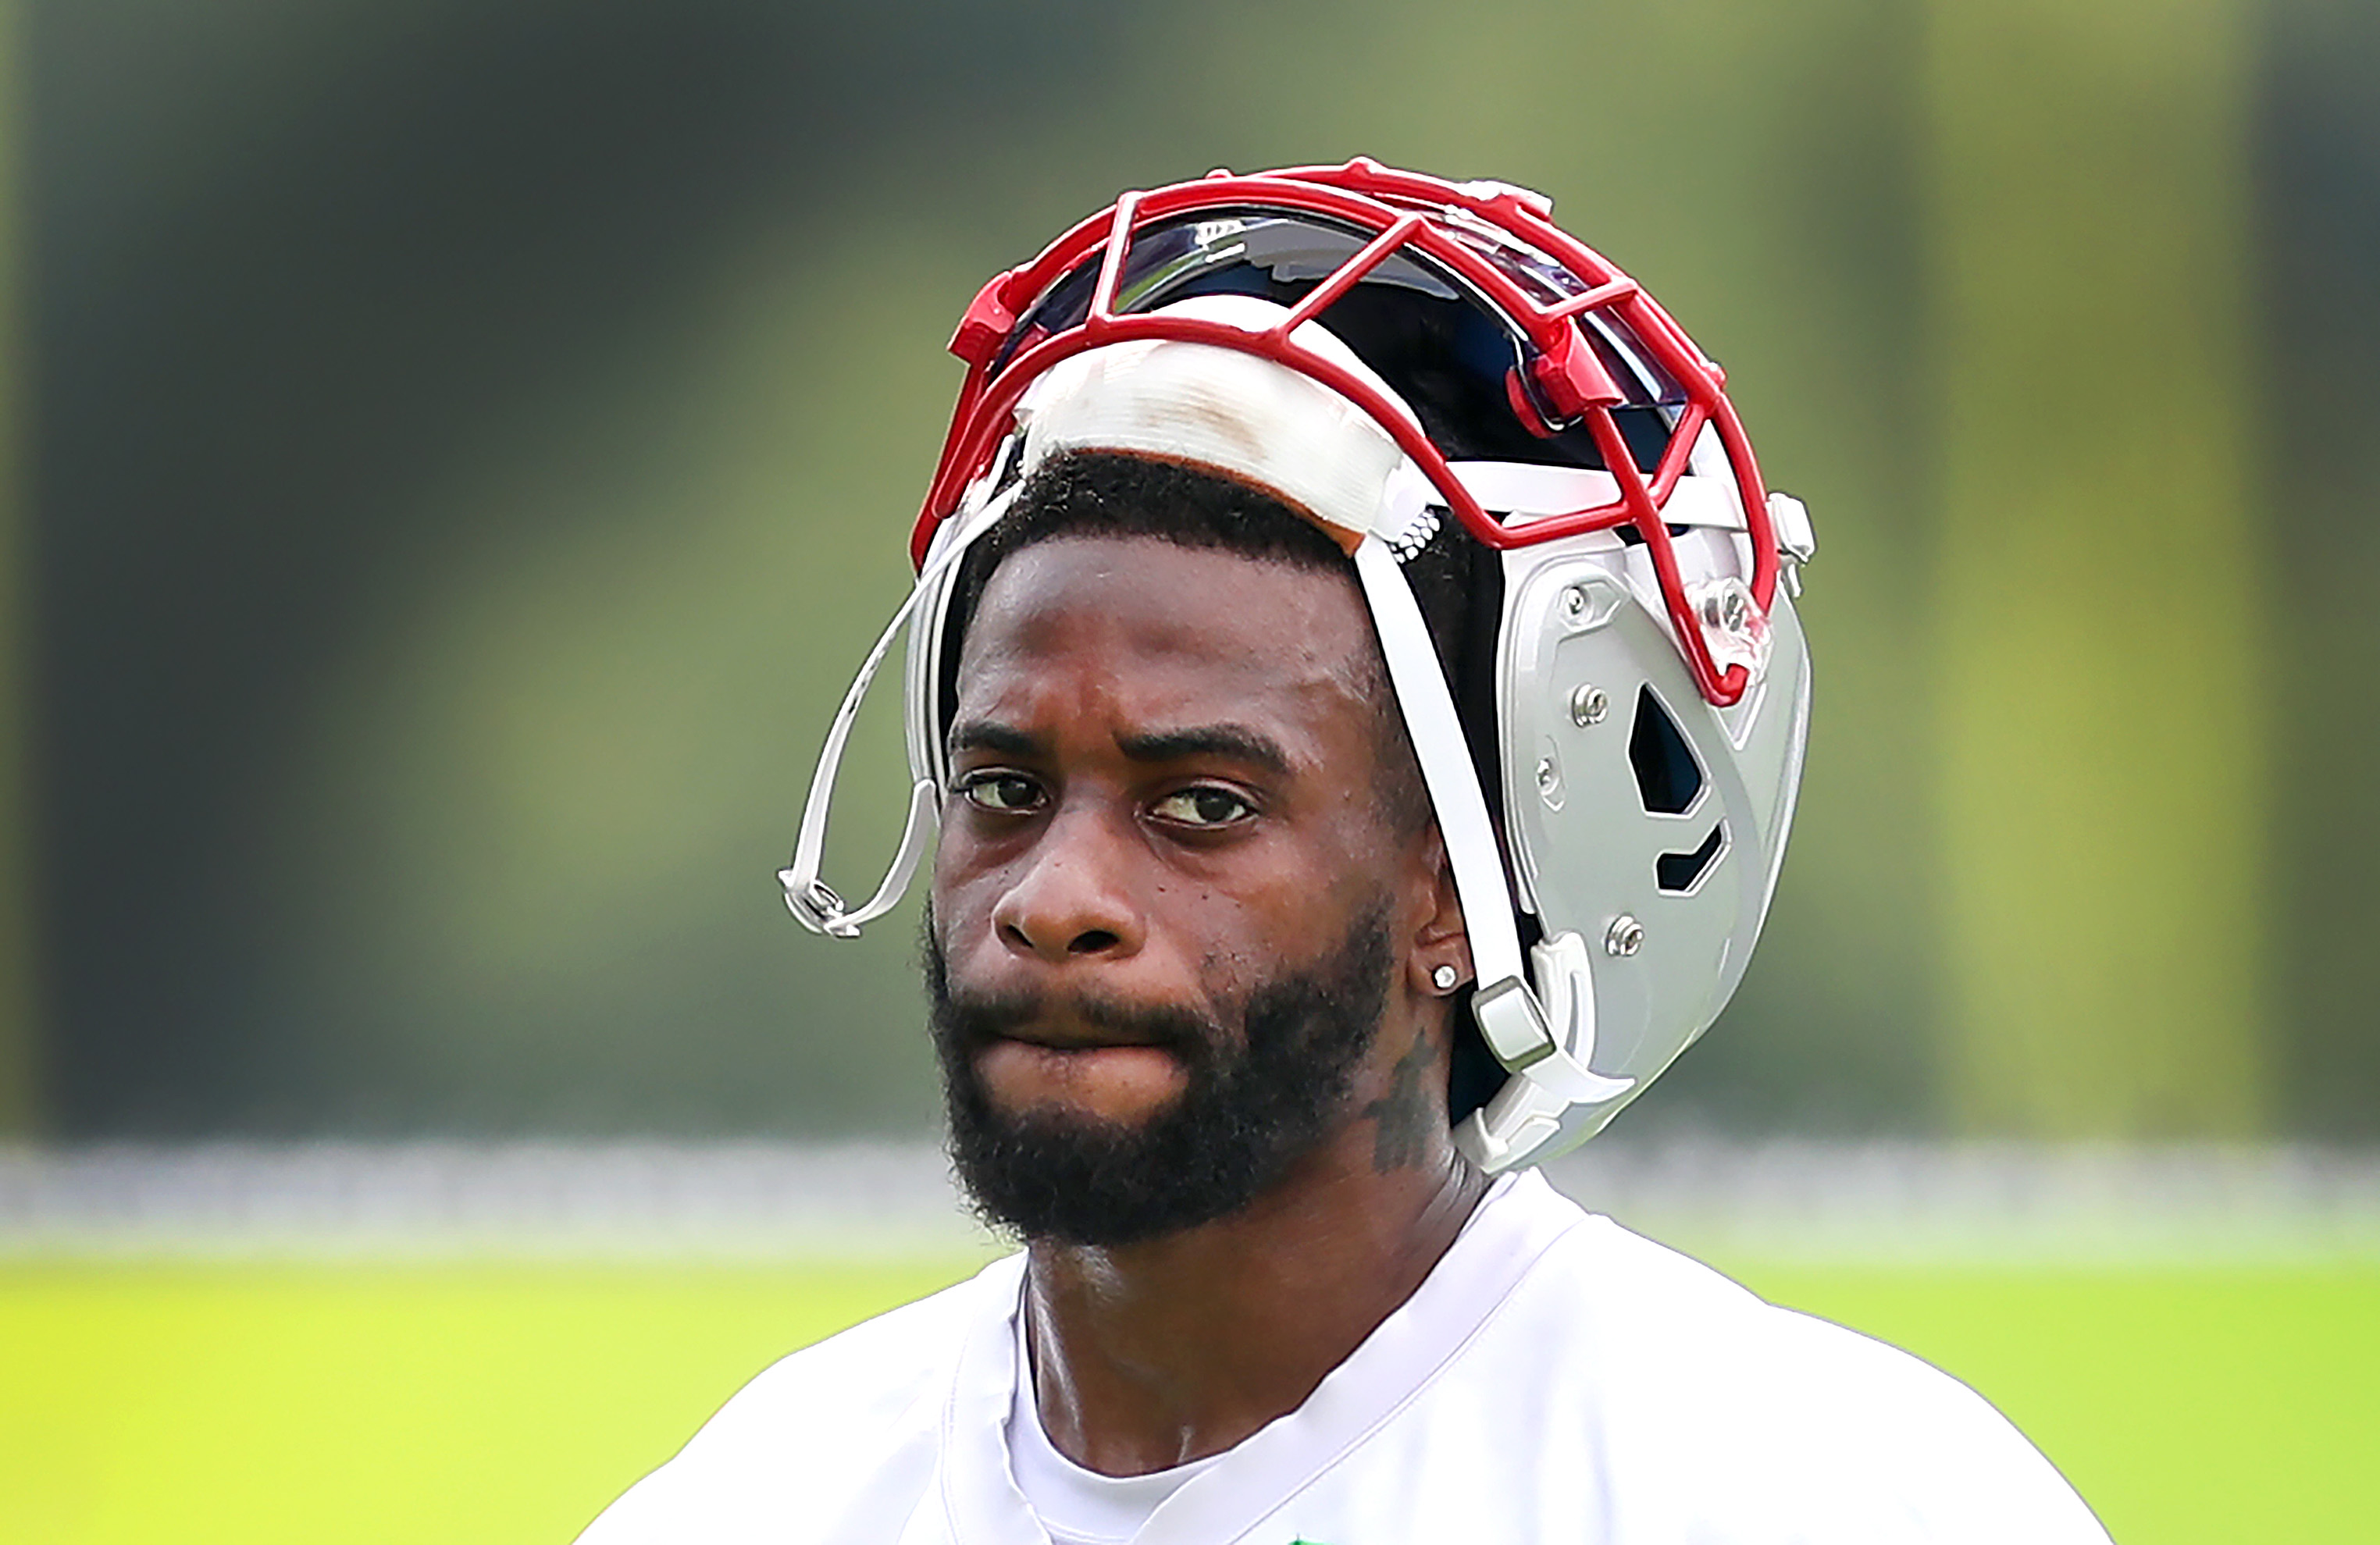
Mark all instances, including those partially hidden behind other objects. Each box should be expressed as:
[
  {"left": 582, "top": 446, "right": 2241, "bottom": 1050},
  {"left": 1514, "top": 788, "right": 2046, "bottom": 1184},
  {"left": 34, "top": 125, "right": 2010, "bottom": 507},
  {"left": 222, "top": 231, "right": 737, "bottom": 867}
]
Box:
[
  {"left": 1628, "top": 686, "right": 1705, "bottom": 815},
  {"left": 1655, "top": 823, "right": 1728, "bottom": 895}
]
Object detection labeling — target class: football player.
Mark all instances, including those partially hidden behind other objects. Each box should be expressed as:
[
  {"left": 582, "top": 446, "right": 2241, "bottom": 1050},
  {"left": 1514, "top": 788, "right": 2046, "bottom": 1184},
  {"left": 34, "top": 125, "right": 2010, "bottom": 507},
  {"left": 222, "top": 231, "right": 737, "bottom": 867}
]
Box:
[{"left": 582, "top": 160, "right": 2107, "bottom": 1543}]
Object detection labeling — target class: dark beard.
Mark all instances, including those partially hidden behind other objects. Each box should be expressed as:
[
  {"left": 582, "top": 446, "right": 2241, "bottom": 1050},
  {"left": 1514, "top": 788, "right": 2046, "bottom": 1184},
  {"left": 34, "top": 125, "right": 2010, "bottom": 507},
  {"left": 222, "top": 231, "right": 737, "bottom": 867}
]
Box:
[{"left": 925, "top": 906, "right": 1391, "bottom": 1248}]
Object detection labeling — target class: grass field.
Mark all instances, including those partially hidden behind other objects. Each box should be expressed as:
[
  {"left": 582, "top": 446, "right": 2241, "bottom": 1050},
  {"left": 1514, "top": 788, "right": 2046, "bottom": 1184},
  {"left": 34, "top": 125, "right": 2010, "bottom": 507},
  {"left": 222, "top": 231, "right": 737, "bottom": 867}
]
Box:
[{"left": 3, "top": 1252, "right": 2375, "bottom": 1543}]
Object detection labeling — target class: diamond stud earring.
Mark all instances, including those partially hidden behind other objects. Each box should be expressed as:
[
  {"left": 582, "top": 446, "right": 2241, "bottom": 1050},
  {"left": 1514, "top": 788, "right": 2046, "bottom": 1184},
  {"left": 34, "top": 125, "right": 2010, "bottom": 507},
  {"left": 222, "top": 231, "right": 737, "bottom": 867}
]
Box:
[{"left": 1431, "top": 964, "right": 1460, "bottom": 992}]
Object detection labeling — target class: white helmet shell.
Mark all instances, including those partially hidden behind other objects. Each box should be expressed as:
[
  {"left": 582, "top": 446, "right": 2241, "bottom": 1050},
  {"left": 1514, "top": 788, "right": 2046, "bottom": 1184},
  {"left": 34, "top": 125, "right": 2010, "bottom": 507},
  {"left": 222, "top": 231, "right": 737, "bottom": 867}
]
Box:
[{"left": 782, "top": 162, "right": 1815, "bottom": 1171}]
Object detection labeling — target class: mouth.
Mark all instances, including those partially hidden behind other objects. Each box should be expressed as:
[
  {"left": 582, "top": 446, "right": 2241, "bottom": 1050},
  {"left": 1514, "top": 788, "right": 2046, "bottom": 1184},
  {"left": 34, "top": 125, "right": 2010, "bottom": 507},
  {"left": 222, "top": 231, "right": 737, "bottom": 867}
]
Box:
[
  {"left": 929, "top": 973, "right": 1220, "bottom": 1127},
  {"left": 971, "top": 1030, "right": 1192, "bottom": 1123},
  {"left": 930, "top": 974, "right": 1215, "bottom": 1109},
  {"left": 985, "top": 1015, "right": 1173, "bottom": 1055}
]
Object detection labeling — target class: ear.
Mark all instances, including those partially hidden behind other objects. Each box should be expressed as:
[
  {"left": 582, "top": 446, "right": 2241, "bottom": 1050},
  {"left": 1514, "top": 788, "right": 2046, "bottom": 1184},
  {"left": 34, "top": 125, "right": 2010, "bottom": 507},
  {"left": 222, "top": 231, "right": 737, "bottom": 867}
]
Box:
[{"left": 1402, "top": 824, "right": 1474, "bottom": 999}]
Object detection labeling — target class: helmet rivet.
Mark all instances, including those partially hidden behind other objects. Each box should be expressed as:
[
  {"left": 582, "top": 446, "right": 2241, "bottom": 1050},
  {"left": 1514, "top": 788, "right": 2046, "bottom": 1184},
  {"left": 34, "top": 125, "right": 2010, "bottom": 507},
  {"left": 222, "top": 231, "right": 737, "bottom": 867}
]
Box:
[
  {"left": 1562, "top": 585, "right": 1588, "bottom": 618},
  {"left": 1535, "top": 756, "right": 1558, "bottom": 792},
  {"left": 1569, "top": 685, "right": 1609, "bottom": 727},
  {"left": 1605, "top": 915, "right": 1644, "bottom": 957}
]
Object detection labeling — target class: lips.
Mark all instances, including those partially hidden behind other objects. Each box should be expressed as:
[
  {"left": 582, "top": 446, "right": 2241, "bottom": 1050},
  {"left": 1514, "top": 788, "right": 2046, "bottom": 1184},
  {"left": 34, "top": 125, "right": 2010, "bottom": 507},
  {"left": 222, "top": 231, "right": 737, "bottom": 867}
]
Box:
[
  {"left": 954, "top": 993, "right": 1208, "bottom": 1063},
  {"left": 989, "top": 1016, "right": 1172, "bottom": 1054},
  {"left": 922, "top": 932, "right": 1222, "bottom": 1066}
]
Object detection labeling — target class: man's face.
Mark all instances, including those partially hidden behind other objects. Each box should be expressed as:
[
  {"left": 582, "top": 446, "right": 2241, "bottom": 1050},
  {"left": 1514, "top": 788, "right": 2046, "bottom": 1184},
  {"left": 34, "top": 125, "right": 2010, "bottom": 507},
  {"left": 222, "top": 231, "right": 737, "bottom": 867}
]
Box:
[{"left": 927, "top": 534, "right": 1433, "bottom": 1244}]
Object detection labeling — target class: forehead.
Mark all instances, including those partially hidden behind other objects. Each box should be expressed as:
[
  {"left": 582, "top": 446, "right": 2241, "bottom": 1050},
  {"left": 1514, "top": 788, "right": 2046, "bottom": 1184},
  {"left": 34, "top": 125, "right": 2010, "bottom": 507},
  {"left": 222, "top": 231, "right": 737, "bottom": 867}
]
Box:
[{"left": 953, "top": 535, "right": 1380, "bottom": 734}]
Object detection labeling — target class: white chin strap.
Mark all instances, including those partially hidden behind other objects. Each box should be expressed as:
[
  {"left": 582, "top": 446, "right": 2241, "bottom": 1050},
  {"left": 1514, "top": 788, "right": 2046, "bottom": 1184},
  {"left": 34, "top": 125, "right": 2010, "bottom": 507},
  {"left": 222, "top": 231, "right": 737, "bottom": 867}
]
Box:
[
  {"left": 776, "top": 489, "right": 1014, "bottom": 938},
  {"left": 1351, "top": 537, "right": 1633, "bottom": 1172}
]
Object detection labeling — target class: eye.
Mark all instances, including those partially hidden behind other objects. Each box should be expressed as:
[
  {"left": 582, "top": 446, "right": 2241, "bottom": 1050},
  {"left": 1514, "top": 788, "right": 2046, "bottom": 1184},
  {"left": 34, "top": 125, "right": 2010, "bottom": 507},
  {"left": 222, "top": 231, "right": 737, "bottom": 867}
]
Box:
[
  {"left": 1149, "top": 785, "right": 1256, "bottom": 829},
  {"left": 957, "top": 771, "right": 1045, "bottom": 814}
]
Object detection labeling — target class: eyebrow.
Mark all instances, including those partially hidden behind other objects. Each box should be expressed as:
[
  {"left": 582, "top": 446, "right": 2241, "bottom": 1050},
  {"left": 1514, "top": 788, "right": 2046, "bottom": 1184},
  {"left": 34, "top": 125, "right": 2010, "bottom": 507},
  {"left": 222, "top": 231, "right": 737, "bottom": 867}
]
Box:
[
  {"left": 947, "top": 721, "right": 1042, "bottom": 761},
  {"left": 1116, "top": 724, "right": 1293, "bottom": 778},
  {"left": 946, "top": 719, "right": 1294, "bottom": 778}
]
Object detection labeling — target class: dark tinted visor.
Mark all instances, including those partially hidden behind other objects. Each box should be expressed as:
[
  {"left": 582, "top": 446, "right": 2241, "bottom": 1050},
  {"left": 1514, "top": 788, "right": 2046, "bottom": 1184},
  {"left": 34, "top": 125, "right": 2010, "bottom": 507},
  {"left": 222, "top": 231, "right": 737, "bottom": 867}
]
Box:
[{"left": 991, "top": 210, "right": 1682, "bottom": 474}]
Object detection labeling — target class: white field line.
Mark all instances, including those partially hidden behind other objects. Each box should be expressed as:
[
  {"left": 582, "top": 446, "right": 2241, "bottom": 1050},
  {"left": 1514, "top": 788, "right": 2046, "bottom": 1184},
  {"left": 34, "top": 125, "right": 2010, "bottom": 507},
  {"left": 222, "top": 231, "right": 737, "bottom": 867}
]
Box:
[
  {"left": 1542, "top": 1140, "right": 2380, "bottom": 1266},
  {"left": 1, "top": 1139, "right": 2376, "bottom": 1264},
  {"left": 0, "top": 1141, "right": 998, "bottom": 1262}
]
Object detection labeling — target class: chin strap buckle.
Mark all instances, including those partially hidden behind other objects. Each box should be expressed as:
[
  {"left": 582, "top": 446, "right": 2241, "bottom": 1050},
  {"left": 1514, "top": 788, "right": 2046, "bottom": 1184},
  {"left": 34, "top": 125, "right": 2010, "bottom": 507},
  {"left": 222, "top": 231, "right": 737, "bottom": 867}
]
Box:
[
  {"left": 786, "top": 876, "right": 849, "bottom": 935},
  {"left": 777, "top": 775, "right": 939, "bottom": 941},
  {"left": 1455, "top": 933, "right": 1637, "bottom": 1172},
  {"left": 1472, "top": 977, "right": 1558, "bottom": 1071}
]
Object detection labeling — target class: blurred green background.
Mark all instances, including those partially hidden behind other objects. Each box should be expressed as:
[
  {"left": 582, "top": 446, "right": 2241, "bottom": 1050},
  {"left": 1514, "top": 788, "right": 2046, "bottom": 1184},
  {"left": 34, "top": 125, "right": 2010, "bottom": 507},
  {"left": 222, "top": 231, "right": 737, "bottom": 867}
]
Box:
[
  {"left": 0, "top": 0, "right": 2374, "bottom": 1143},
  {"left": 2, "top": 8, "right": 2377, "bottom": 1540}
]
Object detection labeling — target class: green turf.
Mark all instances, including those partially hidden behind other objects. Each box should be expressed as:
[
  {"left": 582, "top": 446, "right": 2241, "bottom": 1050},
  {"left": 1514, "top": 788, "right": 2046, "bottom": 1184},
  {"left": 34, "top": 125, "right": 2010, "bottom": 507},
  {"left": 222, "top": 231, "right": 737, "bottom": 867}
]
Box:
[
  {"left": 1730, "top": 1260, "right": 2380, "bottom": 1545},
  {"left": 2, "top": 1255, "right": 2373, "bottom": 1543}
]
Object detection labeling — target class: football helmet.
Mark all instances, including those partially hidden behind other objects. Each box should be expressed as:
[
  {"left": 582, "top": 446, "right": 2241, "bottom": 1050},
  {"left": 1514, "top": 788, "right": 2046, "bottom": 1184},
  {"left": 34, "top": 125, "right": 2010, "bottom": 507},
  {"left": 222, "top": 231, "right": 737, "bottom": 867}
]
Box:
[{"left": 782, "top": 159, "right": 1815, "bottom": 1170}]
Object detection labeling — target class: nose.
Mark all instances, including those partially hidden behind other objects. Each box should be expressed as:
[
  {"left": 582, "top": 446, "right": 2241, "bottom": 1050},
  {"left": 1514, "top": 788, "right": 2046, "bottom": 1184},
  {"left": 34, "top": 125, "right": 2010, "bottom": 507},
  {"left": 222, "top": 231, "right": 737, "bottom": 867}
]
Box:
[{"left": 989, "top": 805, "right": 1145, "bottom": 964}]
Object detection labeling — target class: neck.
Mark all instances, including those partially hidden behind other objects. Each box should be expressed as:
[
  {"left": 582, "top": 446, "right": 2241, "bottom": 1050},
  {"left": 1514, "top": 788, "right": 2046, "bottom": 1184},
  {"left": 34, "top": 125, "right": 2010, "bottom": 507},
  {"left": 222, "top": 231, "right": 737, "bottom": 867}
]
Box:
[{"left": 1021, "top": 1123, "right": 1488, "bottom": 1476}]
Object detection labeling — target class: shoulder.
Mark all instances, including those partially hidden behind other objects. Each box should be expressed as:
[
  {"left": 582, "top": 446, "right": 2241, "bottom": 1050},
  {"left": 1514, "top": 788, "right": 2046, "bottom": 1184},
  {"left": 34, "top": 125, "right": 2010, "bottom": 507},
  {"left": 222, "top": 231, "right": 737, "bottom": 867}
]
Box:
[
  {"left": 575, "top": 1254, "right": 1022, "bottom": 1543},
  {"left": 1478, "top": 1177, "right": 2112, "bottom": 1540}
]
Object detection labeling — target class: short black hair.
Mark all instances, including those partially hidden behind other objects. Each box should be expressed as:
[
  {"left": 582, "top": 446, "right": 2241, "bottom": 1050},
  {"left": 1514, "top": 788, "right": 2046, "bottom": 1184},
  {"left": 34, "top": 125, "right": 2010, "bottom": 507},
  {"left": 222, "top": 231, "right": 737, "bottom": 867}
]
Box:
[{"left": 961, "top": 450, "right": 1356, "bottom": 576}]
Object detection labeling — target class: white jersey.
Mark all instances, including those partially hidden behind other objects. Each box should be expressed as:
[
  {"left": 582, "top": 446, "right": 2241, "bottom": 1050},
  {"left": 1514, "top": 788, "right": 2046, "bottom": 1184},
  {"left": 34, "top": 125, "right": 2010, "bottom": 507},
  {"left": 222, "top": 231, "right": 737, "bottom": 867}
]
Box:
[{"left": 579, "top": 1171, "right": 2109, "bottom": 1544}]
